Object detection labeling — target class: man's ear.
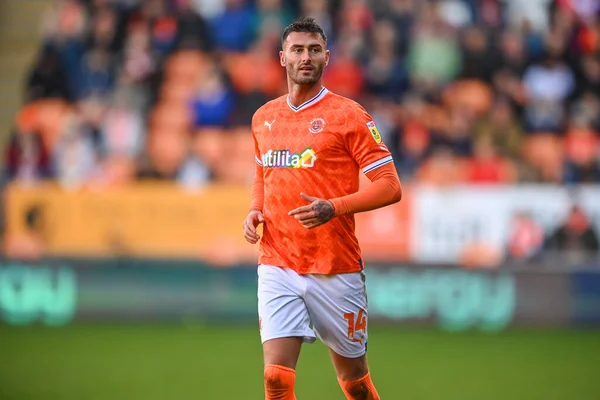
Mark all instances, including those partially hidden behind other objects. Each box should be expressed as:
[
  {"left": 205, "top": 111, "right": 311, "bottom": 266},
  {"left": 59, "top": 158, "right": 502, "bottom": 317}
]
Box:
[{"left": 279, "top": 50, "right": 285, "bottom": 67}]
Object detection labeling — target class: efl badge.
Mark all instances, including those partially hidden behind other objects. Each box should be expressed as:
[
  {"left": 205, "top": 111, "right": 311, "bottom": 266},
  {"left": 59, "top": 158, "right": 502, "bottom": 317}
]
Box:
[
  {"left": 367, "top": 121, "right": 382, "bottom": 144},
  {"left": 309, "top": 118, "right": 326, "bottom": 134}
]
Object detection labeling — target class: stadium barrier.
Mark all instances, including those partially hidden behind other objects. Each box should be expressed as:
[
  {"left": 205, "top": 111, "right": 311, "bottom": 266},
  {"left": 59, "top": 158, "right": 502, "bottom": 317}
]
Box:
[
  {"left": 1, "top": 260, "right": 599, "bottom": 330},
  {"left": 4, "top": 183, "right": 600, "bottom": 264}
]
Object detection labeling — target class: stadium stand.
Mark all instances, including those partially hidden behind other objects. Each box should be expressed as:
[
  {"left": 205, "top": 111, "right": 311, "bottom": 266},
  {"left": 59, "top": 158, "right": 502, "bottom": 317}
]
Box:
[{"left": 5, "top": 0, "right": 600, "bottom": 189}]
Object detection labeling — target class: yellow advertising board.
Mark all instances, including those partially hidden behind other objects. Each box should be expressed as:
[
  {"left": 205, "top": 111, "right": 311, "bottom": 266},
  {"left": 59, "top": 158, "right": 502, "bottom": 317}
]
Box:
[
  {"left": 3, "top": 182, "right": 411, "bottom": 264},
  {"left": 4, "top": 183, "right": 259, "bottom": 264}
]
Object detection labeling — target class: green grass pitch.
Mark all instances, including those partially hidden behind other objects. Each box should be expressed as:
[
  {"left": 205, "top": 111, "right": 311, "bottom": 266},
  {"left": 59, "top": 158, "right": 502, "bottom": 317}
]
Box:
[{"left": 1, "top": 324, "right": 599, "bottom": 399}]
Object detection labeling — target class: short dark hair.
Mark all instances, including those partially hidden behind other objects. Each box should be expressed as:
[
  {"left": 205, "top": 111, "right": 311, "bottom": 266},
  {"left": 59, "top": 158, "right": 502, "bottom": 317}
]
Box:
[{"left": 282, "top": 17, "right": 327, "bottom": 45}]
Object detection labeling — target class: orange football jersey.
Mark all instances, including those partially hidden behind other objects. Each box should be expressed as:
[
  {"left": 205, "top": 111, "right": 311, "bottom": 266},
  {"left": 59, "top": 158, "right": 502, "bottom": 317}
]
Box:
[{"left": 251, "top": 87, "right": 393, "bottom": 275}]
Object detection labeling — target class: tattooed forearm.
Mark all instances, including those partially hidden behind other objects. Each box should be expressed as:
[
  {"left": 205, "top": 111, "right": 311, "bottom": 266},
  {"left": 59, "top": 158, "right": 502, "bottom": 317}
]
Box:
[{"left": 312, "top": 200, "right": 335, "bottom": 223}]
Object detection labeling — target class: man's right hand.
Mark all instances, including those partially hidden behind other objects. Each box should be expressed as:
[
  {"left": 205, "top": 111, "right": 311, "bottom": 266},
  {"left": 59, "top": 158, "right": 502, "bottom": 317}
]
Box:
[{"left": 243, "top": 210, "right": 265, "bottom": 244}]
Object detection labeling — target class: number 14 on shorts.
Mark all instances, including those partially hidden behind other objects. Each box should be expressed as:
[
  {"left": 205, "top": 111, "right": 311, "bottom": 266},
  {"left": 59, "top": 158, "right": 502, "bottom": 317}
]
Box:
[{"left": 344, "top": 310, "right": 366, "bottom": 345}]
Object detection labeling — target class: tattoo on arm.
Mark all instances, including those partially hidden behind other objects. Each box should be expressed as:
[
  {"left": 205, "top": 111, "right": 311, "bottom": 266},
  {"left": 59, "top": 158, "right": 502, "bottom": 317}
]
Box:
[{"left": 312, "top": 201, "right": 335, "bottom": 223}]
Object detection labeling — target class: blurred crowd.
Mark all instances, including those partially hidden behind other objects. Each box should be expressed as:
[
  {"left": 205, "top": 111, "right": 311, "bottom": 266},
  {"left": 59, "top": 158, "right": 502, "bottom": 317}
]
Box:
[{"left": 6, "top": 0, "right": 600, "bottom": 190}]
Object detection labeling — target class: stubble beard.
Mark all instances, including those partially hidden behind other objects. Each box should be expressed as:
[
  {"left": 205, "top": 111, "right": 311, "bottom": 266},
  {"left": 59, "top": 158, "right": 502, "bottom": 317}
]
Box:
[{"left": 288, "top": 63, "right": 325, "bottom": 85}]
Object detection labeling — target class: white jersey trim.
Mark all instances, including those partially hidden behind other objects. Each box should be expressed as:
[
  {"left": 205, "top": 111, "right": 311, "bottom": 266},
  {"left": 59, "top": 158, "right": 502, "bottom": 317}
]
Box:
[
  {"left": 255, "top": 155, "right": 263, "bottom": 166},
  {"left": 287, "top": 87, "right": 328, "bottom": 112},
  {"left": 362, "top": 155, "right": 393, "bottom": 174}
]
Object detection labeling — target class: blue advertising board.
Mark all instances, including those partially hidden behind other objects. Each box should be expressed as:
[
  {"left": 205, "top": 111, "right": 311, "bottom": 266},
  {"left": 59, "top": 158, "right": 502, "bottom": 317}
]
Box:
[{"left": 0, "top": 260, "right": 598, "bottom": 331}]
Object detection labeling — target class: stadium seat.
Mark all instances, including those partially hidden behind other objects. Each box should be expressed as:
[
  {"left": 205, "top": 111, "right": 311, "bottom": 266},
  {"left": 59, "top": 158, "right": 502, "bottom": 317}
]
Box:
[
  {"left": 87, "top": 155, "right": 136, "bottom": 189},
  {"left": 147, "top": 127, "right": 189, "bottom": 176},
  {"left": 224, "top": 52, "right": 284, "bottom": 96},
  {"left": 149, "top": 101, "right": 192, "bottom": 132},
  {"left": 230, "top": 126, "right": 254, "bottom": 158},
  {"left": 459, "top": 242, "right": 503, "bottom": 268},
  {"left": 442, "top": 79, "right": 494, "bottom": 117},
  {"left": 215, "top": 156, "right": 255, "bottom": 185},
  {"left": 159, "top": 80, "right": 197, "bottom": 104},
  {"left": 193, "top": 128, "right": 228, "bottom": 168},
  {"left": 421, "top": 104, "right": 450, "bottom": 132},
  {"left": 163, "top": 50, "right": 207, "bottom": 85},
  {"left": 15, "top": 99, "right": 72, "bottom": 150},
  {"left": 415, "top": 151, "right": 468, "bottom": 185},
  {"left": 521, "top": 134, "right": 564, "bottom": 182}
]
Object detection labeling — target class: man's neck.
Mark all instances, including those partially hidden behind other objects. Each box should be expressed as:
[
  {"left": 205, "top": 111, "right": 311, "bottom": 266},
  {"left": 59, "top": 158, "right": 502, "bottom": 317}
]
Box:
[{"left": 287, "top": 83, "right": 323, "bottom": 108}]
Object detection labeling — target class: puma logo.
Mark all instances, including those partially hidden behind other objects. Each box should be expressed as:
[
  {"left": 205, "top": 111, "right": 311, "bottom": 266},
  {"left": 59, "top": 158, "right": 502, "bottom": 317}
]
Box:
[{"left": 264, "top": 120, "right": 276, "bottom": 131}]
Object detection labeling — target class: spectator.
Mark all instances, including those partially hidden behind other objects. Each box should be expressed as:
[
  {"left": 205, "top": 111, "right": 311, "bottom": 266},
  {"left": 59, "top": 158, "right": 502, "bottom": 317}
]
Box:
[
  {"left": 407, "top": 2, "right": 461, "bottom": 89},
  {"left": 251, "top": 0, "right": 294, "bottom": 43},
  {"left": 75, "top": 48, "right": 116, "bottom": 100},
  {"left": 363, "top": 19, "right": 408, "bottom": 102},
  {"left": 465, "top": 138, "right": 517, "bottom": 184},
  {"left": 99, "top": 90, "right": 145, "bottom": 158},
  {"left": 210, "top": 0, "right": 255, "bottom": 52},
  {"left": 300, "top": 0, "right": 334, "bottom": 43},
  {"left": 522, "top": 52, "right": 575, "bottom": 132},
  {"left": 497, "top": 30, "right": 528, "bottom": 77},
  {"left": 174, "top": 0, "right": 213, "bottom": 51},
  {"left": 86, "top": 6, "right": 121, "bottom": 53},
  {"left": 459, "top": 25, "right": 495, "bottom": 82},
  {"left": 52, "top": 113, "right": 98, "bottom": 189},
  {"left": 26, "top": 46, "right": 72, "bottom": 102},
  {"left": 323, "top": 34, "right": 365, "bottom": 100},
  {"left": 545, "top": 205, "right": 600, "bottom": 263},
  {"left": 177, "top": 153, "right": 212, "bottom": 190},
  {"left": 473, "top": 97, "right": 524, "bottom": 161},
  {"left": 5, "top": 130, "right": 53, "bottom": 184},
  {"left": 563, "top": 116, "right": 600, "bottom": 183},
  {"left": 395, "top": 117, "right": 430, "bottom": 180},
  {"left": 190, "top": 62, "right": 236, "bottom": 127},
  {"left": 118, "top": 22, "right": 157, "bottom": 109},
  {"left": 506, "top": 211, "right": 545, "bottom": 262}
]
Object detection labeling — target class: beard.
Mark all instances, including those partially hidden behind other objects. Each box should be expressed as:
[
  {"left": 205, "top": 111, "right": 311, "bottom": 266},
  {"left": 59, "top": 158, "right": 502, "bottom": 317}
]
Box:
[{"left": 288, "top": 62, "right": 325, "bottom": 84}]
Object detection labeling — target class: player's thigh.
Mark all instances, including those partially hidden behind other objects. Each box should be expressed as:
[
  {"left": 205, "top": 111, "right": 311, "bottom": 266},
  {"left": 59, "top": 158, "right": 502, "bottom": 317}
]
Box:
[
  {"left": 258, "top": 265, "right": 316, "bottom": 368},
  {"left": 306, "top": 271, "right": 369, "bottom": 361},
  {"left": 263, "top": 337, "right": 304, "bottom": 369}
]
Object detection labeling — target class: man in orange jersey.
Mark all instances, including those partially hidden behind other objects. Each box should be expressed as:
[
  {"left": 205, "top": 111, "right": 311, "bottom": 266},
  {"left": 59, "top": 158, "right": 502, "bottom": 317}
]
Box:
[{"left": 243, "top": 17, "right": 402, "bottom": 400}]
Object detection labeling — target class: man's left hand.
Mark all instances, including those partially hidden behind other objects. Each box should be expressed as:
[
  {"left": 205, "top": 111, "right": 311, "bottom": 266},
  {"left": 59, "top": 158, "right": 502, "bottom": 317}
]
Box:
[{"left": 288, "top": 193, "right": 335, "bottom": 229}]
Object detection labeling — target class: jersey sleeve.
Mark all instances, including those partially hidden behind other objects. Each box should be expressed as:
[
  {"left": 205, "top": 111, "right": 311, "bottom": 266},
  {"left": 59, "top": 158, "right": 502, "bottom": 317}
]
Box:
[
  {"left": 252, "top": 114, "right": 263, "bottom": 168},
  {"left": 250, "top": 113, "right": 265, "bottom": 211},
  {"left": 343, "top": 105, "right": 394, "bottom": 174}
]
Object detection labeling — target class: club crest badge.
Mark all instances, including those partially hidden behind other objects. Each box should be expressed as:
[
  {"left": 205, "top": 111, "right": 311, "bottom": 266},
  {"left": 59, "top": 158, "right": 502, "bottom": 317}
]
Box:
[{"left": 309, "top": 118, "right": 326, "bottom": 134}]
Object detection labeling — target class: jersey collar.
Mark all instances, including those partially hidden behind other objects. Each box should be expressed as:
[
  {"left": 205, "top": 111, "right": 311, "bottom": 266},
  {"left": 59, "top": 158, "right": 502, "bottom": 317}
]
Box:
[{"left": 286, "top": 87, "right": 329, "bottom": 112}]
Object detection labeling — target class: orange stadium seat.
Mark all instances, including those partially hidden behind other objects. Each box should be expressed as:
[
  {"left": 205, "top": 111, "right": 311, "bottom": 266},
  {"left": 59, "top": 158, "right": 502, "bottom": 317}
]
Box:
[
  {"left": 459, "top": 242, "right": 503, "bottom": 268},
  {"left": 225, "top": 52, "right": 285, "bottom": 96},
  {"left": 421, "top": 104, "right": 450, "bottom": 132},
  {"left": 415, "top": 151, "right": 468, "bottom": 186},
  {"left": 149, "top": 101, "right": 192, "bottom": 132},
  {"left": 230, "top": 126, "right": 254, "bottom": 158},
  {"left": 159, "top": 80, "right": 197, "bottom": 104},
  {"left": 3, "top": 229, "right": 44, "bottom": 261},
  {"left": 442, "top": 79, "right": 494, "bottom": 117},
  {"left": 214, "top": 156, "right": 255, "bottom": 185},
  {"left": 147, "top": 127, "right": 189, "bottom": 176},
  {"left": 163, "top": 50, "right": 207, "bottom": 85},
  {"left": 87, "top": 155, "right": 136, "bottom": 189},
  {"left": 15, "top": 99, "right": 72, "bottom": 150},
  {"left": 224, "top": 127, "right": 256, "bottom": 184},
  {"left": 194, "top": 127, "right": 255, "bottom": 185},
  {"left": 522, "top": 134, "right": 564, "bottom": 182},
  {"left": 193, "top": 127, "right": 228, "bottom": 168}
]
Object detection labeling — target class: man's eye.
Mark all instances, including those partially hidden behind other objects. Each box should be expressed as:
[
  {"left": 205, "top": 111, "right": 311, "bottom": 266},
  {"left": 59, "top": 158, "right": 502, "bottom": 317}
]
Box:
[
  {"left": 311, "top": 48, "right": 320, "bottom": 53},
  {"left": 294, "top": 49, "right": 302, "bottom": 53}
]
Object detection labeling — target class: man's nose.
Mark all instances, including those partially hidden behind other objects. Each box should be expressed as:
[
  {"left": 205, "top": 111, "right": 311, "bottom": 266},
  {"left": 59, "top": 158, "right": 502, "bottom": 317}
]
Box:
[{"left": 301, "top": 49, "right": 311, "bottom": 62}]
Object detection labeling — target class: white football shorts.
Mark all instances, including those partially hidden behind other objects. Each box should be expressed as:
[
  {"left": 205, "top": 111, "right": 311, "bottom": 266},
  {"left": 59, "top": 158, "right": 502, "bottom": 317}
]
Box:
[{"left": 257, "top": 264, "right": 368, "bottom": 358}]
